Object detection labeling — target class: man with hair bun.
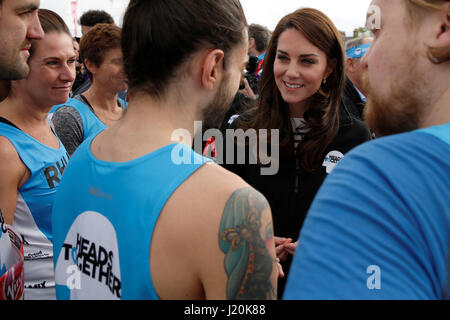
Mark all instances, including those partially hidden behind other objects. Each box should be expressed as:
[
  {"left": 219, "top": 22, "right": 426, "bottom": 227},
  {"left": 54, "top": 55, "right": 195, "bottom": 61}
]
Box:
[
  {"left": 52, "top": 0, "right": 278, "bottom": 300},
  {"left": 285, "top": 0, "right": 450, "bottom": 300}
]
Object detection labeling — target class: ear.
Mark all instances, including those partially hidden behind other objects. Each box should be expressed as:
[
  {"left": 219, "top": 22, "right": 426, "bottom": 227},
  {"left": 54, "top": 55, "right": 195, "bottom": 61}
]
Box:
[
  {"left": 346, "top": 58, "right": 356, "bottom": 73},
  {"left": 248, "top": 37, "right": 256, "bottom": 50},
  {"left": 83, "top": 59, "right": 97, "bottom": 76},
  {"left": 325, "top": 58, "right": 337, "bottom": 79},
  {"left": 430, "top": 2, "right": 450, "bottom": 48},
  {"left": 201, "top": 49, "right": 225, "bottom": 91}
]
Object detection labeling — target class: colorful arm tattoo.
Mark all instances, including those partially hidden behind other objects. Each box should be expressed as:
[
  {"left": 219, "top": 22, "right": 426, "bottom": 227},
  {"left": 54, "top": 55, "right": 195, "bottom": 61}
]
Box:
[{"left": 219, "top": 187, "right": 276, "bottom": 300}]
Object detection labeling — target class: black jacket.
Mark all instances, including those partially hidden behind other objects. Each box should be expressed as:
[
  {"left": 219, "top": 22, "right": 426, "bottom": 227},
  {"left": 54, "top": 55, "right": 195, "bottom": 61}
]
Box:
[
  {"left": 221, "top": 102, "right": 372, "bottom": 296},
  {"left": 342, "top": 76, "right": 366, "bottom": 121}
]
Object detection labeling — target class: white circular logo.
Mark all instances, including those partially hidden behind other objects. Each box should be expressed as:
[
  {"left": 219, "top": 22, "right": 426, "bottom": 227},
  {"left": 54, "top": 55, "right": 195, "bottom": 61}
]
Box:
[
  {"left": 55, "top": 211, "right": 121, "bottom": 300},
  {"left": 322, "top": 151, "right": 344, "bottom": 174}
]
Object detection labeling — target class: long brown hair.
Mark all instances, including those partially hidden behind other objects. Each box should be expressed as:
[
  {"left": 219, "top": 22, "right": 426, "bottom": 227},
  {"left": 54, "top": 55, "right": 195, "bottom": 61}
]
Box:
[
  {"left": 238, "top": 8, "right": 345, "bottom": 172},
  {"left": 29, "top": 9, "right": 71, "bottom": 57}
]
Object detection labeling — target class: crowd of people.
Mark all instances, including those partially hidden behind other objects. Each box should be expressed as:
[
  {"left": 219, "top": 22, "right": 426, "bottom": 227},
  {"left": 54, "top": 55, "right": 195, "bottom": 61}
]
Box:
[{"left": 0, "top": 0, "right": 448, "bottom": 300}]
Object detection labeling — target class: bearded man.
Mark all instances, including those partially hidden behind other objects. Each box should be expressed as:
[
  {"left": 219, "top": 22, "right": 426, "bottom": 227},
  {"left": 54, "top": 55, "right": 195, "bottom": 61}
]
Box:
[{"left": 284, "top": 0, "right": 450, "bottom": 300}]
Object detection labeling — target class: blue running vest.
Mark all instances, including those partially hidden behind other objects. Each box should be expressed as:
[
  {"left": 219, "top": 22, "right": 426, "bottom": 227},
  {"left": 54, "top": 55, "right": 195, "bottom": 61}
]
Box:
[
  {"left": 52, "top": 136, "right": 212, "bottom": 300},
  {"left": 0, "top": 122, "right": 69, "bottom": 300},
  {"left": 50, "top": 97, "right": 127, "bottom": 141}
]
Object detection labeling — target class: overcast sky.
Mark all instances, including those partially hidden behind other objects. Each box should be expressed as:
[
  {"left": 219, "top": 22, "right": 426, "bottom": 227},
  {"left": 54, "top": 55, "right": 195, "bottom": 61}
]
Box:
[
  {"left": 40, "top": 0, "right": 372, "bottom": 37},
  {"left": 241, "top": 0, "right": 372, "bottom": 35}
]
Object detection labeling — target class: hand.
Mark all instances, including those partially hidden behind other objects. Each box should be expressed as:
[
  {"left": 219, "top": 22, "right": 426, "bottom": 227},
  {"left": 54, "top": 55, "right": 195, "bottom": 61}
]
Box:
[
  {"left": 274, "top": 236, "right": 292, "bottom": 262},
  {"left": 239, "top": 77, "right": 257, "bottom": 100},
  {"left": 284, "top": 241, "right": 298, "bottom": 256},
  {"left": 276, "top": 258, "right": 285, "bottom": 278}
]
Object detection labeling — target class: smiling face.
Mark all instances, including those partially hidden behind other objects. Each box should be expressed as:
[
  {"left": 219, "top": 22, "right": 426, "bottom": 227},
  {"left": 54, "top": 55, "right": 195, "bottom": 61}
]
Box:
[
  {"left": 273, "top": 28, "right": 332, "bottom": 117},
  {"left": 0, "top": 0, "right": 44, "bottom": 80},
  {"left": 90, "top": 47, "right": 128, "bottom": 94},
  {"left": 15, "top": 31, "right": 76, "bottom": 107}
]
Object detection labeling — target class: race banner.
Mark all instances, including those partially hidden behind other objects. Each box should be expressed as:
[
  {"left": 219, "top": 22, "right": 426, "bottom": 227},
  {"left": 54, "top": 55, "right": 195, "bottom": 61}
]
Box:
[{"left": 71, "top": 1, "right": 79, "bottom": 37}]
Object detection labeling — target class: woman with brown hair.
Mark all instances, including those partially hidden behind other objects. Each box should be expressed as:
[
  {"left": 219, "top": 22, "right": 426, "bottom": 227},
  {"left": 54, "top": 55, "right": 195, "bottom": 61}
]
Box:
[
  {"left": 223, "top": 7, "right": 372, "bottom": 295},
  {"left": 51, "top": 23, "right": 127, "bottom": 156}
]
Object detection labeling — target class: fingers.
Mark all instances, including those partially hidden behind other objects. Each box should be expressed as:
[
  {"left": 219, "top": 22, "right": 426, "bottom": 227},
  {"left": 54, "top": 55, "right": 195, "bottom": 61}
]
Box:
[
  {"left": 274, "top": 237, "right": 298, "bottom": 261},
  {"left": 278, "top": 250, "right": 289, "bottom": 262},
  {"left": 274, "top": 236, "right": 285, "bottom": 245},
  {"left": 276, "top": 258, "right": 285, "bottom": 278},
  {"left": 274, "top": 236, "right": 292, "bottom": 246},
  {"left": 275, "top": 243, "right": 284, "bottom": 255},
  {"left": 284, "top": 241, "right": 299, "bottom": 256},
  {"left": 275, "top": 243, "right": 287, "bottom": 261},
  {"left": 275, "top": 237, "right": 293, "bottom": 262},
  {"left": 239, "top": 77, "right": 257, "bottom": 100}
]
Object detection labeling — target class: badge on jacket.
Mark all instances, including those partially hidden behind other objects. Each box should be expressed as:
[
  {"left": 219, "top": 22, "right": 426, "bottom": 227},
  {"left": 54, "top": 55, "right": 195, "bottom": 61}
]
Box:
[{"left": 322, "top": 151, "right": 344, "bottom": 174}]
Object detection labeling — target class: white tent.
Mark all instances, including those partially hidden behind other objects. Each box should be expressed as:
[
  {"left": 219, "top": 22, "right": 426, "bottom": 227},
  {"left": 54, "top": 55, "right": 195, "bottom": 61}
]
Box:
[{"left": 40, "top": 0, "right": 130, "bottom": 37}]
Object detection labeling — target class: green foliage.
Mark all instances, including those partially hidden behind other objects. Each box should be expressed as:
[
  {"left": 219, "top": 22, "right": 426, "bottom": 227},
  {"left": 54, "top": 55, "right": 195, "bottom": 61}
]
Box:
[{"left": 353, "top": 27, "right": 367, "bottom": 38}]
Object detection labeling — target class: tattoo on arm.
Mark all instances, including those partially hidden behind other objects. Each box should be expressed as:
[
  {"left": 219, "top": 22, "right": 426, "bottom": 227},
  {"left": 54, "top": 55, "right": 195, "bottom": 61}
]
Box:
[{"left": 219, "top": 187, "right": 276, "bottom": 300}]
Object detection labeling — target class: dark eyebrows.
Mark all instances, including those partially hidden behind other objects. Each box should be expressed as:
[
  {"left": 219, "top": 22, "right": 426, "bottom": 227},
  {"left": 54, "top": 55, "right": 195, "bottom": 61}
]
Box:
[
  {"left": 16, "top": 3, "right": 39, "bottom": 13},
  {"left": 44, "top": 54, "right": 77, "bottom": 61},
  {"left": 277, "top": 49, "right": 319, "bottom": 58}
]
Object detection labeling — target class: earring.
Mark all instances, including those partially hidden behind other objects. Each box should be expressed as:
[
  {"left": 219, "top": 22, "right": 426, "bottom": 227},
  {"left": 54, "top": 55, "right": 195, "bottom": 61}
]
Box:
[{"left": 322, "top": 78, "right": 327, "bottom": 85}]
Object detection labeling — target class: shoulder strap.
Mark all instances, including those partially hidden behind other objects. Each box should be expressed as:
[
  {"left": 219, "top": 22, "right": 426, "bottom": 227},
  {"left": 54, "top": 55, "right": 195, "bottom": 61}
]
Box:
[
  {"left": 51, "top": 98, "right": 89, "bottom": 113},
  {"left": 78, "top": 95, "right": 95, "bottom": 113},
  {"left": 0, "top": 117, "right": 20, "bottom": 130}
]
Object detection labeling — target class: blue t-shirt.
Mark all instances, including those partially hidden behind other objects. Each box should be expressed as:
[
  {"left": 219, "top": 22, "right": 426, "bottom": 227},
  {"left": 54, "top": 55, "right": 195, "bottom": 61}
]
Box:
[
  {"left": 284, "top": 123, "right": 450, "bottom": 300},
  {"left": 52, "top": 135, "right": 211, "bottom": 300}
]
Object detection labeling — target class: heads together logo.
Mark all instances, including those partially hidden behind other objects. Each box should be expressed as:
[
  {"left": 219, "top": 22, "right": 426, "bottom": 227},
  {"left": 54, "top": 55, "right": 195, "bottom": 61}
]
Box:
[
  {"left": 322, "top": 151, "right": 344, "bottom": 174},
  {"left": 170, "top": 121, "right": 280, "bottom": 176},
  {"left": 55, "top": 212, "right": 122, "bottom": 300}
]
